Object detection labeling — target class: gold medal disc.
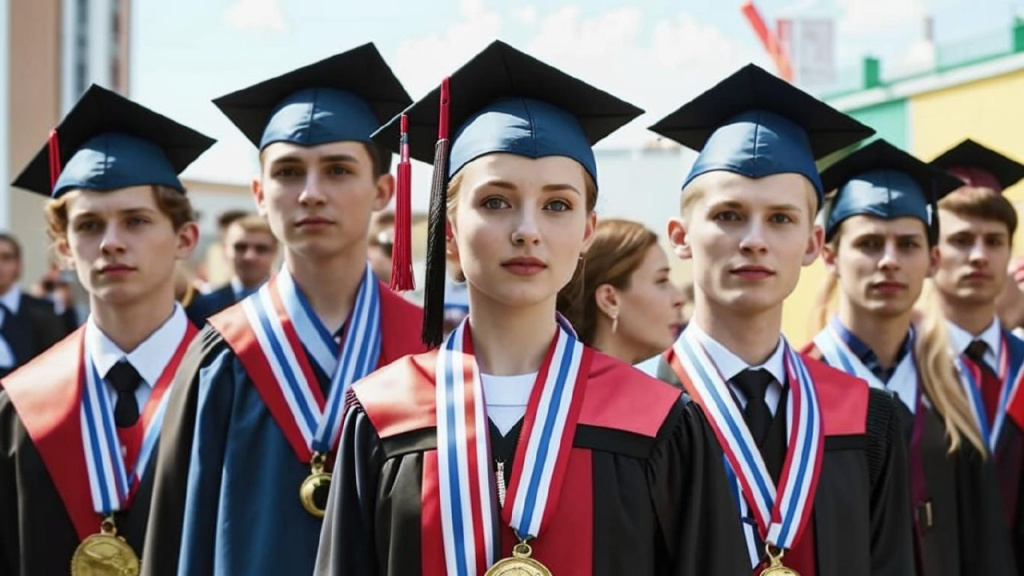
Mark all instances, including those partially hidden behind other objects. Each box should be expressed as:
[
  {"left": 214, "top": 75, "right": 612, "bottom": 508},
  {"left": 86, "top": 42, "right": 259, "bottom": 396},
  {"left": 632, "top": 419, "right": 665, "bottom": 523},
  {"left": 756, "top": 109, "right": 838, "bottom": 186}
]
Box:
[
  {"left": 299, "top": 451, "right": 332, "bottom": 518},
  {"left": 759, "top": 545, "right": 800, "bottom": 576},
  {"left": 484, "top": 541, "right": 552, "bottom": 576},
  {"left": 70, "top": 518, "right": 140, "bottom": 576}
]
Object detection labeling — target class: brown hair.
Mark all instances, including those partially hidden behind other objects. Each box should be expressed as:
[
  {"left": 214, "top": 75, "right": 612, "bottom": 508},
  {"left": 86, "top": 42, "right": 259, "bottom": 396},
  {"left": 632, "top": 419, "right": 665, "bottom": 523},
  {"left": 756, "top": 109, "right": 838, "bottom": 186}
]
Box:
[
  {"left": 557, "top": 219, "right": 658, "bottom": 344},
  {"left": 0, "top": 233, "right": 22, "bottom": 260},
  {"left": 810, "top": 225, "right": 986, "bottom": 455},
  {"left": 230, "top": 214, "right": 276, "bottom": 240},
  {"left": 445, "top": 161, "right": 599, "bottom": 283},
  {"left": 938, "top": 186, "right": 1018, "bottom": 239},
  {"left": 44, "top": 185, "right": 196, "bottom": 241}
]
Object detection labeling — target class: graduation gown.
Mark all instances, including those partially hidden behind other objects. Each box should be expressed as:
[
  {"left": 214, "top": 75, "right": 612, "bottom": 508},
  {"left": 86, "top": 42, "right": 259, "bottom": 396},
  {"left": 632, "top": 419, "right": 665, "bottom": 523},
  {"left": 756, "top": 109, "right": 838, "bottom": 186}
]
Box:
[
  {"left": 142, "top": 284, "right": 425, "bottom": 576},
  {"left": 314, "top": 349, "right": 750, "bottom": 575},
  {"left": 804, "top": 342, "right": 1016, "bottom": 576},
  {"left": 0, "top": 329, "right": 156, "bottom": 574},
  {"left": 661, "top": 347, "right": 916, "bottom": 576}
]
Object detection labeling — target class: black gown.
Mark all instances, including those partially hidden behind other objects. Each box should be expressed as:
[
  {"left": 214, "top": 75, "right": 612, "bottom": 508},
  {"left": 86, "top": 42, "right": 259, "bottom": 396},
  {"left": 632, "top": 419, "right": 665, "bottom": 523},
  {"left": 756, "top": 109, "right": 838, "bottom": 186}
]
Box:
[
  {"left": 314, "top": 350, "right": 750, "bottom": 575},
  {"left": 997, "top": 418, "right": 1024, "bottom": 575},
  {"left": 804, "top": 340, "right": 1017, "bottom": 576}
]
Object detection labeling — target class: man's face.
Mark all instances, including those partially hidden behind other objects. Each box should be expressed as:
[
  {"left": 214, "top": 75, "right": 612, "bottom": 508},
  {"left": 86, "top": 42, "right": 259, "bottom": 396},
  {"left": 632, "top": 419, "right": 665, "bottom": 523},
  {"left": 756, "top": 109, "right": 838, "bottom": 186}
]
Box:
[
  {"left": 223, "top": 223, "right": 277, "bottom": 288},
  {"left": 0, "top": 239, "right": 20, "bottom": 294},
  {"left": 669, "top": 172, "right": 822, "bottom": 317},
  {"left": 933, "top": 209, "right": 1012, "bottom": 308}
]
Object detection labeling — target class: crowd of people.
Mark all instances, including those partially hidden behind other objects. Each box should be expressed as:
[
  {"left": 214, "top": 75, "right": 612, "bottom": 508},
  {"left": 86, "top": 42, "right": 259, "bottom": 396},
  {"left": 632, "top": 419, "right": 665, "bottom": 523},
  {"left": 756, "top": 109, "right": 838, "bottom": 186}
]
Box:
[{"left": 0, "top": 39, "right": 1022, "bottom": 576}]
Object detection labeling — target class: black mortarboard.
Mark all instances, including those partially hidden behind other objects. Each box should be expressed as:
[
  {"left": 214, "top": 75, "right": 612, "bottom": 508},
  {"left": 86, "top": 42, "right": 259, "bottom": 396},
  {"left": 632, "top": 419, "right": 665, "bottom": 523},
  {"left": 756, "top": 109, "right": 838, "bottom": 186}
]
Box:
[
  {"left": 214, "top": 43, "right": 411, "bottom": 150},
  {"left": 648, "top": 64, "right": 874, "bottom": 201},
  {"left": 929, "top": 138, "right": 1024, "bottom": 193},
  {"left": 12, "top": 85, "right": 214, "bottom": 198},
  {"left": 372, "top": 40, "right": 643, "bottom": 346},
  {"left": 820, "top": 140, "right": 963, "bottom": 244}
]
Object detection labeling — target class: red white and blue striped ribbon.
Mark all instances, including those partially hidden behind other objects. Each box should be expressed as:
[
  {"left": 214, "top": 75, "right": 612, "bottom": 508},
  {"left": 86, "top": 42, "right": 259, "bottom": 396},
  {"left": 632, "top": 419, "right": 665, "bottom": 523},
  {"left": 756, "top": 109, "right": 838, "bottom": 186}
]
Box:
[
  {"left": 80, "top": 322, "right": 195, "bottom": 515},
  {"left": 674, "top": 327, "right": 823, "bottom": 556},
  {"left": 955, "top": 333, "right": 1024, "bottom": 452},
  {"left": 241, "top": 265, "right": 381, "bottom": 457},
  {"left": 435, "top": 319, "right": 586, "bottom": 576}
]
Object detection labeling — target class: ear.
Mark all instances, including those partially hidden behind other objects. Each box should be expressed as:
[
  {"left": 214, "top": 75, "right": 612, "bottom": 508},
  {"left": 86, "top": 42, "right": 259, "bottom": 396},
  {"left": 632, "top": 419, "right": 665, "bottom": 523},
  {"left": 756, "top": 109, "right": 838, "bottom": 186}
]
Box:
[
  {"left": 446, "top": 214, "right": 461, "bottom": 266},
  {"left": 580, "top": 211, "right": 598, "bottom": 252},
  {"left": 54, "top": 237, "right": 74, "bottom": 269},
  {"left": 820, "top": 235, "right": 838, "bottom": 274},
  {"left": 251, "top": 176, "right": 267, "bottom": 217},
  {"left": 174, "top": 222, "right": 201, "bottom": 261},
  {"left": 802, "top": 223, "right": 824, "bottom": 267},
  {"left": 372, "top": 173, "right": 395, "bottom": 212},
  {"left": 667, "top": 217, "right": 692, "bottom": 260},
  {"left": 593, "top": 283, "right": 620, "bottom": 318}
]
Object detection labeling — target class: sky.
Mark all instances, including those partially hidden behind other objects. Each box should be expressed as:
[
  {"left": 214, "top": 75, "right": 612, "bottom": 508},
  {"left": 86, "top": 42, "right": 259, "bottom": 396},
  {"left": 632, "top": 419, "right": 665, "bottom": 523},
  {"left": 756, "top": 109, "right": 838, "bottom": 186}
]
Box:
[{"left": 131, "top": 0, "right": 1024, "bottom": 200}]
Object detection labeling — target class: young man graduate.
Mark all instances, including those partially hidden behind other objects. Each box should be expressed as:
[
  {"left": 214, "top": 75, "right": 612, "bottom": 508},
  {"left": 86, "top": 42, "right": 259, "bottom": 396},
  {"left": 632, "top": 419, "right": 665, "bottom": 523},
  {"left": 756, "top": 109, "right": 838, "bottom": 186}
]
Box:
[
  {"left": 0, "top": 85, "right": 212, "bottom": 575},
  {"left": 650, "top": 65, "right": 917, "bottom": 575},
  {"left": 141, "top": 44, "right": 425, "bottom": 576},
  {"left": 807, "top": 139, "right": 1015, "bottom": 576},
  {"left": 930, "top": 138, "right": 1024, "bottom": 573},
  {"left": 315, "top": 40, "right": 749, "bottom": 576}
]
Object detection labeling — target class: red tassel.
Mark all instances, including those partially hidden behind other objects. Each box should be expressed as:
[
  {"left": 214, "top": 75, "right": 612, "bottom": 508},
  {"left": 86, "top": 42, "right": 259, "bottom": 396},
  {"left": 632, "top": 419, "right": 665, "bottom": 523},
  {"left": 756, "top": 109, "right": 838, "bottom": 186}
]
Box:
[
  {"left": 389, "top": 114, "right": 415, "bottom": 292},
  {"left": 47, "top": 128, "right": 62, "bottom": 192}
]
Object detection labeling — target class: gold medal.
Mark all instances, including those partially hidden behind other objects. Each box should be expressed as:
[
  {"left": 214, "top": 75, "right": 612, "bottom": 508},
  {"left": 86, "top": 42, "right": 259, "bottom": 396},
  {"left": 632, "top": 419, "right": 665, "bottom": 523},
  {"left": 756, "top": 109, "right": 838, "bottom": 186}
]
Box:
[
  {"left": 299, "top": 451, "right": 332, "bottom": 518},
  {"left": 484, "top": 539, "right": 552, "bottom": 576},
  {"left": 759, "top": 544, "right": 800, "bottom": 576},
  {"left": 70, "top": 516, "right": 140, "bottom": 576}
]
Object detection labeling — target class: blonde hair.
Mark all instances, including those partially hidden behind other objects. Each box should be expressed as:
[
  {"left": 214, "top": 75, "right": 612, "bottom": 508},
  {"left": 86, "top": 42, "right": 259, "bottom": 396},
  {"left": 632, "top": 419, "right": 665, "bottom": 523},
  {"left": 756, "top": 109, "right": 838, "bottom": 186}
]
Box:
[
  {"left": 811, "top": 229, "right": 986, "bottom": 455},
  {"left": 230, "top": 214, "right": 276, "bottom": 240}
]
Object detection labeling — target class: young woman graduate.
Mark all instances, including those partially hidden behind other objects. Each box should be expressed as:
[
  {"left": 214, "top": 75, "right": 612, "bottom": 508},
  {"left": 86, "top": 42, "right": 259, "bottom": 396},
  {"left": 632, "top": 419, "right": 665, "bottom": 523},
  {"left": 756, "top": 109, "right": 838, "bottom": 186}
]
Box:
[
  {"left": 0, "top": 85, "right": 212, "bottom": 575},
  {"left": 141, "top": 44, "right": 426, "bottom": 576},
  {"left": 651, "top": 65, "right": 918, "bottom": 575},
  {"left": 930, "top": 139, "right": 1024, "bottom": 573},
  {"left": 313, "top": 40, "right": 750, "bottom": 576},
  {"left": 806, "top": 139, "right": 1017, "bottom": 576}
]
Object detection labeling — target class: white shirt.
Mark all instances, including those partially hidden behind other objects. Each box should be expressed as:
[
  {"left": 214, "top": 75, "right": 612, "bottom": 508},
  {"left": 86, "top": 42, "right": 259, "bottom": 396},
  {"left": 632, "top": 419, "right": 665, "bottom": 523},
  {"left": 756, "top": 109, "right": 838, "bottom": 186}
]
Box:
[
  {"left": 482, "top": 372, "right": 537, "bottom": 436},
  {"left": 690, "top": 325, "right": 787, "bottom": 416},
  {"left": 0, "top": 284, "right": 21, "bottom": 314},
  {"left": 86, "top": 304, "right": 188, "bottom": 410},
  {"left": 947, "top": 317, "right": 1002, "bottom": 373}
]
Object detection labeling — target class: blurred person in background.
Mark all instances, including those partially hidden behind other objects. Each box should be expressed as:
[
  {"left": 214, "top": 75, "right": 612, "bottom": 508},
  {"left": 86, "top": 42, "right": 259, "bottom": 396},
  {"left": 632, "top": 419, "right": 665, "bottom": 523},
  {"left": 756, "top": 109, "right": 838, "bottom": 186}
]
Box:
[
  {"left": 186, "top": 214, "right": 277, "bottom": 324},
  {"left": 0, "top": 233, "right": 69, "bottom": 378},
  {"left": 366, "top": 210, "right": 394, "bottom": 285},
  {"left": 557, "top": 218, "right": 684, "bottom": 372}
]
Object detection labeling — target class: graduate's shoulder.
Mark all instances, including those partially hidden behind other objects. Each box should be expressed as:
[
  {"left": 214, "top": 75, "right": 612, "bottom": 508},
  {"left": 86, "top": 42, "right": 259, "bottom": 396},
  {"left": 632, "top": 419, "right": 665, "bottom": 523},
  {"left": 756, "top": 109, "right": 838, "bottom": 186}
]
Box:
[
  {"left": 579, "top": 350, "right": 682, "bottom": 438},
  {"left": 352, "top": 351, "right": 438, "bottom": 439},
  {"left": 377, "top": 285, "right": 427, "bottom": 357},
  {"left": 0, "top": 327, "right": 84, "bottom": 395},
  {"left": 799, "top": 353, "right": 870, "bottom": 436}
]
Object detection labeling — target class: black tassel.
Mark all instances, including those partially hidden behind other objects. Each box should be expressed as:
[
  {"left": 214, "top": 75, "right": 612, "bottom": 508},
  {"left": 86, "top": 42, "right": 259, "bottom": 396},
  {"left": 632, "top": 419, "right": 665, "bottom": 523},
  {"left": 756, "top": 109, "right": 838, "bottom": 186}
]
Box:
[{"left": 421, "top": 77, "right": 451, "bottom": 348}]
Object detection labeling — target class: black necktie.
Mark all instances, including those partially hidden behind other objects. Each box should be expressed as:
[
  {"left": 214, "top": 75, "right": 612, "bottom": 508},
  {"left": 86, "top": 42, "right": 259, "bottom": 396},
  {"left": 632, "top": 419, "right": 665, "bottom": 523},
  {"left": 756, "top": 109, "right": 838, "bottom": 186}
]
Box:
[
  {"left": 732, "top": 368, "right": 774, "bottom": 446},
  {"left": 965, "top": 339, "right": 1000, "bottom": 423},
  {"left": 106, "top": 361, "right": 143, "bottom": 428}
]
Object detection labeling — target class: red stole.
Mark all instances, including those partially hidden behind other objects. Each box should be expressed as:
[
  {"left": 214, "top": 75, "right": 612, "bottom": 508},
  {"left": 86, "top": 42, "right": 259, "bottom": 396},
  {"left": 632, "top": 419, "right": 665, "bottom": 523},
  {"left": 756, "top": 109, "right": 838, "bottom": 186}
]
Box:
[{"left": 356, "top": 350, "right": 680, "bottom": 574}]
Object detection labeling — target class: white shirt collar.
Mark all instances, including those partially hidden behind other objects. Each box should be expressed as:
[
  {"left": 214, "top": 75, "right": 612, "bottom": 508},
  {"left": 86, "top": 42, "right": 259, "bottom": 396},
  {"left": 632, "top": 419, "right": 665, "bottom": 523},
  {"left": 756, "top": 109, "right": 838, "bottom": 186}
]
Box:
[
  {"left": 947, "top": 317, "right": 1002, "bottom": 359},
  {"left": 85, "top": 303, "right": 188, "bottom": 387},
  {"left": 230, "top": 277, "right": 245, "bottom": 298},
  {"left": 690, "top": 324, "right": 787, "bottom": 384},
  {"left": 0, "top": 284, "right": 22, "bottom": 314}
]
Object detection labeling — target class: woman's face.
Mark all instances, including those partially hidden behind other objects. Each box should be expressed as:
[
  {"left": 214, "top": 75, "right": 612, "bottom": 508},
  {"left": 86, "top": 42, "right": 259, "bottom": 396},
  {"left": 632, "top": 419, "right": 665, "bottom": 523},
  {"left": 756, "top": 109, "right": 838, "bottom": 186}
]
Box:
[
  {"left": 607, "top": 244, "right": 685, "bottom": 361},
  {"left": 449, "top": 153, "right": 596, "bottom": 313}
]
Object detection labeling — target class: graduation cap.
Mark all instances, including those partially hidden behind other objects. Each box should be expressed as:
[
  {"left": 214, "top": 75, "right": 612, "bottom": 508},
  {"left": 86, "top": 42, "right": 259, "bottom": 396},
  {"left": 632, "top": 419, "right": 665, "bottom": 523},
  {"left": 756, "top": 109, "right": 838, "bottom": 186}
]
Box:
[
  {"left": 372, "top": 40, "right": 643, "bottom": 346},
  {"left": 648, "top": 64, "right": 874, "bottom": 201},
  {"left": 819, "top": 139, "right": 964, "bottom": 244},
  {"left": 213, "top": 42, "right": 411, "bottom": 151},
  {"left": 929, "top": 138, "right": 1024, "bottom": 193},
  {"left": 12, "top": 84, "right": 214, "bottom": 198}
]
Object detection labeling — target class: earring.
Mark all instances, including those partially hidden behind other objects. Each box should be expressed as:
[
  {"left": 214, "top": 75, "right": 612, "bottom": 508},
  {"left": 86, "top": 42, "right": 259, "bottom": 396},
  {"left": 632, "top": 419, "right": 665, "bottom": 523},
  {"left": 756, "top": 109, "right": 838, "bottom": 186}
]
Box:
[{"left": 611, "top": 311, "right": 619, "bottom": 334}]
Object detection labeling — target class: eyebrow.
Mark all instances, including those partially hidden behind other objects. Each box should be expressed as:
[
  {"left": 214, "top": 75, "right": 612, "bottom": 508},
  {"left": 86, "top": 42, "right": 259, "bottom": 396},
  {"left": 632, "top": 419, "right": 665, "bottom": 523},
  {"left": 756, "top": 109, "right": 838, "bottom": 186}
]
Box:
[{"left": 480, "top": 179, "right": 582, "bottom": 195}]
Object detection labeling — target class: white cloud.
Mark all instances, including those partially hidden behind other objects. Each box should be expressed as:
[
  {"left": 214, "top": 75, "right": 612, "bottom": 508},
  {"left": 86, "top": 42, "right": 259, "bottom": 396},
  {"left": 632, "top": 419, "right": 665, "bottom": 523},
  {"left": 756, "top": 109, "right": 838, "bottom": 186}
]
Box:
[
  {"left": 513, "top": 6, "right": 538, "bottom": 25},
  {"left": 223, "top": 0, "right": 286, "bottom": 32},
  {"left": 836, "top": 0, "right": 926, "bottom": 36}
]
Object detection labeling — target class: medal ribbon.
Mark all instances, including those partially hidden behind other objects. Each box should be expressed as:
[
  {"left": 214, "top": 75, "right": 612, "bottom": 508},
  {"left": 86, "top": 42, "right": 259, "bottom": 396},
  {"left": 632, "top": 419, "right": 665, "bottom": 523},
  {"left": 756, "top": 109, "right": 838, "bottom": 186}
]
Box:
[
  {"left": 80, "top": 322, "right": 198, "bottom": 515},
  {"left": 435, "top": 319, "right": 588, "bottom": 576},
  {"left": 813, "top": 318, "right": 918, "bottom": 413},
  {"left": 241, "top": 265, "right": 381, "bottom": 459},
  {"left": 955, "top": 333, "right": 1024, "bottom": 452},
  {"left": 673, "top": 327, "right": 823, "bottom": 552}
]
